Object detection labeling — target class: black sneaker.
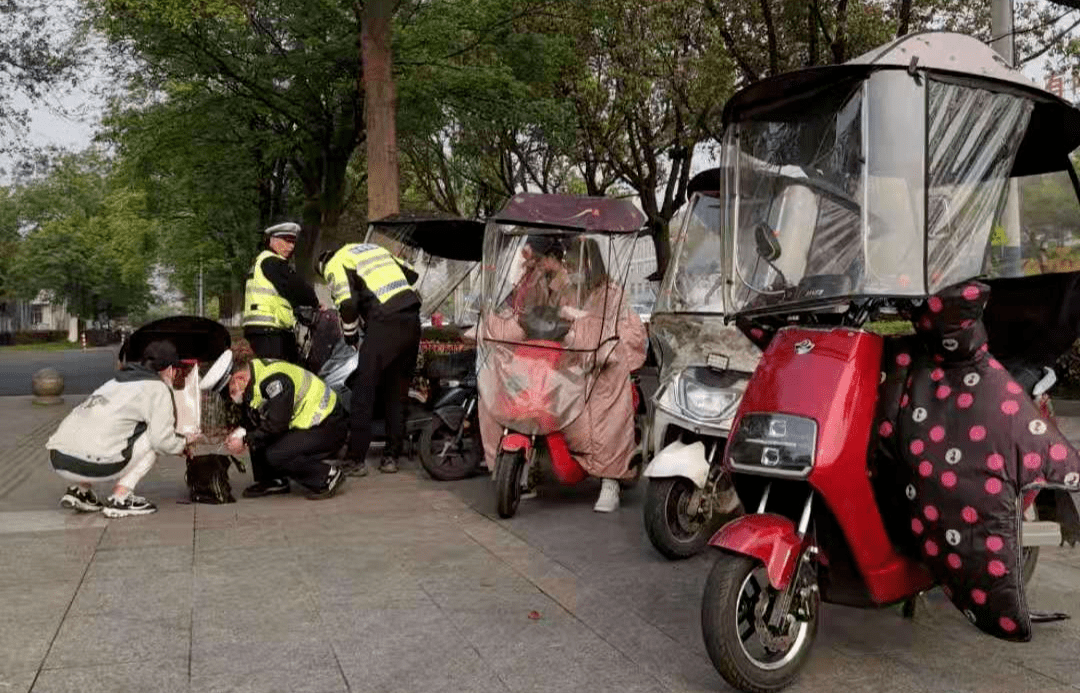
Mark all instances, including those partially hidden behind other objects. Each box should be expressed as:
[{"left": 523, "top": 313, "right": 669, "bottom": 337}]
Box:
[
  {"left": 342, "top": 461, "right": 368, "bottom": 478},
  {"left": 60, "top": 486, "right": 103, "bottom": 513},
  {"left": 242, "top": 479, "right": 291, "bottom": 498},
  {"left": 102, "top": 494, "right": 157, "bottom": 518},
  {"left": 306, "top": 466, "right": 344, "bottom": 500},
  {"left": 379, "top": 457, "right": 398, "bottom": 474}
]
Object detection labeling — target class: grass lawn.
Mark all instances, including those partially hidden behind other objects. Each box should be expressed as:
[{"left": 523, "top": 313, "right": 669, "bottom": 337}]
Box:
[{"left": 0, "top": 341, "right": 85, "bottom": 352}]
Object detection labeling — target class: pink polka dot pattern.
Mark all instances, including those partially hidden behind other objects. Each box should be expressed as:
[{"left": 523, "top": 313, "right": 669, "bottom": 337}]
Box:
[
  {"left": 1000, "top": 400, "right": 1019, "bottom": 416},
  {"left": 936, "top": 386, "right": 951, "bottom": 400},
  {"left": 879, "top": 421, "right": 894, "bottom": 438},
  {"left": 925, "top": 540, "right": 940, "bottom": 557},
  {"left": 961, "top": 506, "right": 978, "bottom": 523},
  {"left": 947, "top": 554, "right": 962, "bottom": 570},
  {"left": 896, "top": 353, "right": 911, "bottom": 367},
  {"left": 931, "top": 368, "right": 945, "bottom": 382},
  {"left": 957, "top": 393, "right": 974, "bottom": 409},
  {"left": 910, "top": 439, "right": 925, "bottom": 455},
  {"left": 928, "top": 296, "right": 943, "bottom": 312},
  {"left": 986, "top": 453, "right": 1005, "bottom": 471},
  {"left": 999, "top": 617, "right": 1017, "bottom": 633},
  {"left": 988, "top": 560, "right": 1007, "bottom": 577},
  {"left": 971, "top": 589, "right": 987, "bottom": 605},
  {"left": 988, "top": 359, "right": 1004, "bottom": 370},
  {"left": 1050, "top": 443, "right": 1068, "bottom": 461},
  {"left": 923, "top": 505, "right": 939, "bottom": 521},
  {"left": 962, "top": 285, "right": 980, "bottom": 301},
  {"left": 986, "top": 536, "right": 1004, "bottom": 552},
  {"left": 969, "top": 426, "right": 986, "bottom": 442},
  {"left": 911, "top": 518, "right": 924, "bottom": 535},
  {"left": 985, "top": 478, "right": 1003, "bottom": 495},
  {"left": 941, "top": 471, "right": 957, "bottom": 489},
  {"left": 930, "top": 426, "right": 945, "bottom": 442},
  {"left": 918, "top": 460, "right": 933, "bottom": 477},
  {"left": 1023, "top": 452, "right": 1042, "bottom": 470},
  {"left": 1006, "top": 381, "right": 1023, "bottom": 395}
]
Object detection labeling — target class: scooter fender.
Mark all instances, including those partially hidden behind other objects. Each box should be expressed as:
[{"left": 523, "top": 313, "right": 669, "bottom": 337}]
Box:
[
  {"left": 708, "top": 514, "right": 805, "bottom": 591},
  {"left": 500, "top": 433, "right": 532, "bottom": 453},
  {"left": 643, "top": 441, "right": 709, "bottom": 488},
  {"left": 433, "top": 405, "right": 466, "bottom": 431}
]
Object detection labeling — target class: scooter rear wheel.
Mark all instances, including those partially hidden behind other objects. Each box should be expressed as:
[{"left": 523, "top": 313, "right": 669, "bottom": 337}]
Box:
[
  {"left": 495, "top": 450, "right": 525, "bottom": 518},
  {"left": 419, "top": 416, "right": 483, "bottom": 481},
  {"left": 701, "top": 554, "right": 818, "bottom": 693}
]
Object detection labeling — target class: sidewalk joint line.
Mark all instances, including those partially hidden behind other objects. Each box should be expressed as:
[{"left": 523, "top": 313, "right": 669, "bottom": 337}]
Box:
[{"left": 27, "top": 523, "right": 107, "bottom": 692}]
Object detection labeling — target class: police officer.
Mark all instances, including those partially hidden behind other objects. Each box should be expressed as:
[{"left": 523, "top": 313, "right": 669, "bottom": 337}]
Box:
[
  {"left": 200, "top": 345, "right": 347, "bottom": 500},
  {"left": 316, "top": 243, "right": 421, "bottom": 476},
  {"left": 242, "top": 222, "right": 319, "bottom": 363}
]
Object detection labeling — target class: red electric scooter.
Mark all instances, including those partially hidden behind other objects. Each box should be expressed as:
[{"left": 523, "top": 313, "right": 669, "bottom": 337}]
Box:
[
  {"left": 695, "top": 33, "right": 1080, "bottom": 693},
  {"left": 476, "top": 193, "right": 648, "bottom": 518}
]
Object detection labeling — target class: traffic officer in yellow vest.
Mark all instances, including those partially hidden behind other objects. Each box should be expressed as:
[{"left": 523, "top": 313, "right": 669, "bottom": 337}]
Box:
[
  {"left": 200, "top": 343, "right": 347, "bottom": 500},
  {"left": 242, "top": 222, "right": 319, "bottom": 364},
  {"left": 316, "top": 243, "right": 421, "bottom": 475}
]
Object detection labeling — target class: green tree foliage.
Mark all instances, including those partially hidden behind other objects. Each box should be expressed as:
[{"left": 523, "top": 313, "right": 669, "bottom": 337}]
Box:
[{"left": 5, "top": 153, "right": 156, "bottom": 320}]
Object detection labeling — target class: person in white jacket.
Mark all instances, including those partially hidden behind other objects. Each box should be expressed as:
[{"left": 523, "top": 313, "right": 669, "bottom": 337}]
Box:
[{"left": 46, "top": 340, "right": 199, "bottom": 518}]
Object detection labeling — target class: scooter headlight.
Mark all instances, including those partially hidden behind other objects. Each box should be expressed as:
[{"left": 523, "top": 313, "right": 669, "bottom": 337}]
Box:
[
  {"left": 654, "top": 367, "right": 741, "bottom": 424},
  {"left": 679, "top": 378, "right": 739, "bottom": 422},
  {"left": 727, "top": 413, "right": 817, "bottom": 478}
]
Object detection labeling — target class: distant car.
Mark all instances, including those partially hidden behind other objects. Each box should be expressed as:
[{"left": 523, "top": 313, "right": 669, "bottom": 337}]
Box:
[{"left": 631, "top": 304, "right": 652, "bottom": 323}]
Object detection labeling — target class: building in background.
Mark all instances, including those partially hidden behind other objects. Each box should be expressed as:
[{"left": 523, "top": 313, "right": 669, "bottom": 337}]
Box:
[{"left": 0, "top": 291, "right": 78, "bottom": 343}]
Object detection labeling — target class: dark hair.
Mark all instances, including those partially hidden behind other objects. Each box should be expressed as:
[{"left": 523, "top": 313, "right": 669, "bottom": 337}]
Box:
[
  {"left": 525, "top": 235, "right": 565, "bottom": 260},
  {"left": 140, "top": 340, "right": 180, "bottom": 372},
  {"left": 567, "top": 237, "right": 608, "bottom": 291}
]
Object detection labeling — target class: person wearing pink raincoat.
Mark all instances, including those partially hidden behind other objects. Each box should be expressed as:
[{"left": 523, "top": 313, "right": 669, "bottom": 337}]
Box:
[{"left": 478, "top": 236, "right": 647, "bottom": 512}]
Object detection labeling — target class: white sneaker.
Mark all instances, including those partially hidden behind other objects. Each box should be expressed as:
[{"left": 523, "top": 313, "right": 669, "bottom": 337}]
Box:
[{"left": 593, "top": 478, "right": 620, "bottom": 513}]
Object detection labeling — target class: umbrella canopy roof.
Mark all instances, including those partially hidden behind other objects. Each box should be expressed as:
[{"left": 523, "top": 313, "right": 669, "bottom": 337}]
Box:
[
  {"left": 492, "top": 192, "right": 646, "bottom": 234},
  {"left": 119, "top": 315, "right": 231, "bottom": 365},
  {"left": 369, "top": 214, "right": 485, "bottom": 262}
]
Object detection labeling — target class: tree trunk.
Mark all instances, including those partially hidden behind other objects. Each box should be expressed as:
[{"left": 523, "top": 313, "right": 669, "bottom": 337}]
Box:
[
  {"left": 647, "top": 218, "right": 672, "bottom": 282},
  {"left": 362, "top": 0, "right": 399, "bottom": 222},
  {"left": 896, "top": 0, "right": 912, "bottom": 38}
]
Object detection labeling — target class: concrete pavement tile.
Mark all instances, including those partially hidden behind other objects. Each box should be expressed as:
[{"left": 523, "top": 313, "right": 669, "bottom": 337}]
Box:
[
  {"left": 886, "top": 638, "right": 1066, "bottom": 693},
  {"left": 195, "top": 524, "right": 289, "bottom": 553},
  {"left": 190, "top": 635, "right": 338, "bottom": 679},
  {"left": 44, "top": 614, "right": 190, "bottom": 670},
  {"left": 32, "top": 657, "right": 188, "bottom": 693},
  {"left": 190, "top": 664, "right": 348, "bottom": 693},
  {"left": 0, "top": 580, "right": 79, "bottom": 622},
  {"left": 785, "top": 649, "right": 933, "bottom": 693},
  {"left": 0, "top": 617, "right": 58, "bottom": 677},
  {"left": 0, "top": 670, "right": 34, "bottom": 693},
  {"left": 70, "top": 572, "right": 192, "bottom": 619},
  {"left": 86, "top": 545, "right": 193, "bottom": 579},
  {"left": 329, "top": 608, "right": 509, "bottom": 693},
  {"left": 0, "top": 511, "right": 106, "bottom": 535},
  {"left": 194, "top": 571, "right": 310, "bottom": 611},
  {"left": 98, "top": 523, "right": 194, "bottom": 550},
  {"left": 195, "top": 546, "right": 297, "bottom": 575}
]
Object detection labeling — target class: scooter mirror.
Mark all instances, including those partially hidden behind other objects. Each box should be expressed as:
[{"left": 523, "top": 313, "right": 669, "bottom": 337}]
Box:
[{"left": 754, "top": 222, "right": 782, "bottom": 262}]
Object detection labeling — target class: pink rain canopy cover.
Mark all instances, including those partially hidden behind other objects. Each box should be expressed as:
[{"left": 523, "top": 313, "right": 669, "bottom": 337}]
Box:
[{"left": 476, "top": 194, "right": 648, "bottom": 477}]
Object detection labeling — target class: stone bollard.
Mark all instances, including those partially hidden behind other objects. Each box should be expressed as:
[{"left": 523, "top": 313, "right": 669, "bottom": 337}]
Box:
[{"left": 32, "top": 367, "right": 64, "bottom": 405}]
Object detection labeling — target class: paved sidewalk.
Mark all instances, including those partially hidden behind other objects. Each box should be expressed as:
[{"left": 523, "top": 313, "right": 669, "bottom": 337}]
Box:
[{"left": 0, "top": 396, "right": 1078, "bottom": 693}]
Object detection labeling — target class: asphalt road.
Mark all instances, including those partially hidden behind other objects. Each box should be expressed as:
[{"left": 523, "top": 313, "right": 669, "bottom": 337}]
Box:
[{"left": 0, "top": 347, "right": 119, "bottom": 396}]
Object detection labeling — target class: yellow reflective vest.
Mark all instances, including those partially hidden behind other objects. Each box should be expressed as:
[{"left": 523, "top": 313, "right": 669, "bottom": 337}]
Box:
[
  {"left": 249, "top": 359, "right": 336, "bottom": 429},
  {"left": 243, "top": 250, "right": 295, "bottom": 330},
  {"left": 324, "top": 243, "right": 415, "bottom": 310}
]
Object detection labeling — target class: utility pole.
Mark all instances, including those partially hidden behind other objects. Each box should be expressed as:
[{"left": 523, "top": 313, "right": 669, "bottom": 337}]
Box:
[
  {"left": 197, "top": 258, "right": 204, "bottom": 317},
  {"left": 992, "top": 0, "right": 1024, "bottom": 277}
]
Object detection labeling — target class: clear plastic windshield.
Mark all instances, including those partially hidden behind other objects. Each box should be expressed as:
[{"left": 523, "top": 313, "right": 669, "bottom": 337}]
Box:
[
  {"left": 726, "top": 72, "right": 1034, "bottom": 315},
  {"left": 656, "top": 193, "right": 726, "bottom": 314},
  {"left": 477, "top": 224, "right": 638, "bottom": 434},
  {"left": 366, "top": 227, "right": 477, "bottom": 321}
]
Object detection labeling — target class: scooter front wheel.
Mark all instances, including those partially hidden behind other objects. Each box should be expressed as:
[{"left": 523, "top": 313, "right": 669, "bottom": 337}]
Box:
[
  {"left": 644, "top": 477, "right": 724, "bottom": 560},
  {"left": 494, "top": 450, "right": 526, "bottom": 518},
  {"left": 701, "top": 554, "right": 818, "bottom": 693}
]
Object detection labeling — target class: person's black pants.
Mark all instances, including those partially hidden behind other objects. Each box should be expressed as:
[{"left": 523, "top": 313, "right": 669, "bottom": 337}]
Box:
[
  {"left": 250, "top": 407, "right": 348, "bottom": 491},
  {"left": 347, "top": 311, "right": 421, "bottom": 463},
  {"left": 244, "top": 328, "right": 299, "bottom": 364}
]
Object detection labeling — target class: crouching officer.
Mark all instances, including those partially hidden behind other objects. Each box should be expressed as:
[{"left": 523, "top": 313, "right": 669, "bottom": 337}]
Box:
[
  {"left": 201, "top": 344, "right": 346, "bottom": 500},
  {"left": 242, "top": 222, "right": 319, "bottom": 363},
  {"left": 316, "top": 243, "right": 421, "bottom": 476}
]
